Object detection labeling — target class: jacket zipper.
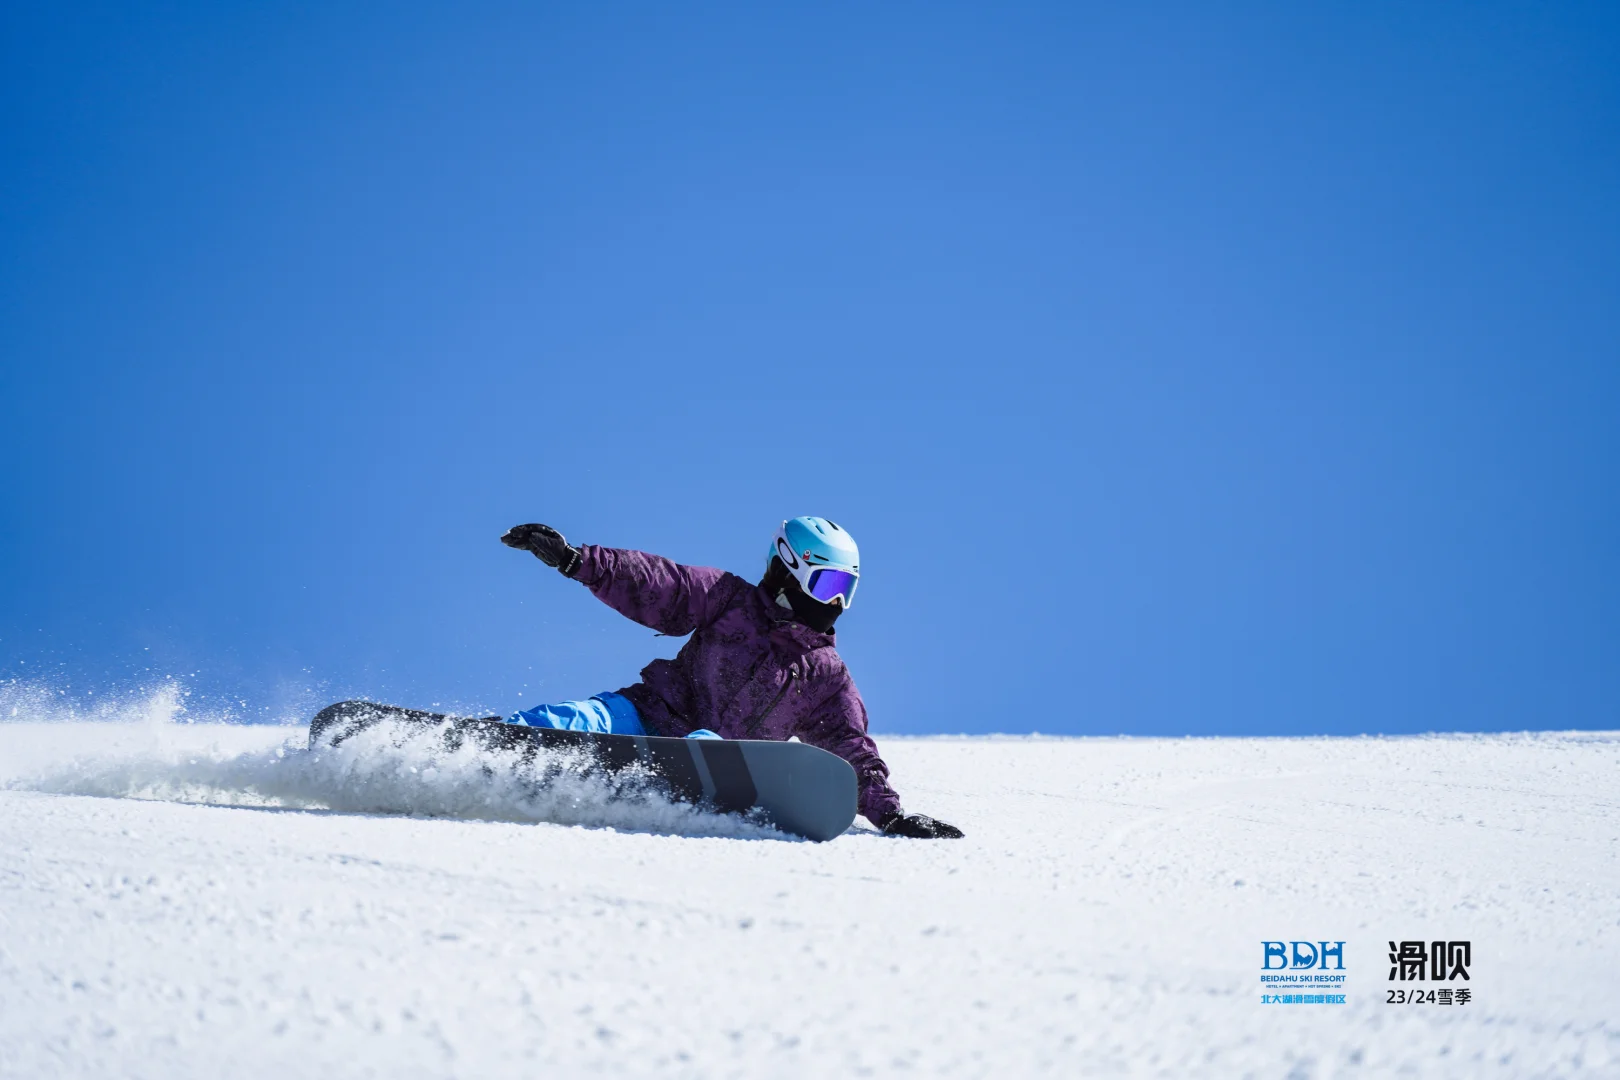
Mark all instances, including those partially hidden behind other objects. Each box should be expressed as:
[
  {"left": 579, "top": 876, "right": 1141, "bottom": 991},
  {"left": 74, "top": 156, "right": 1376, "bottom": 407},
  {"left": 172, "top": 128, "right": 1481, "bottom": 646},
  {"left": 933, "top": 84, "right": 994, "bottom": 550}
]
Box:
[{"left": 742, "top": 668, "right": 797, "bottom": 737}]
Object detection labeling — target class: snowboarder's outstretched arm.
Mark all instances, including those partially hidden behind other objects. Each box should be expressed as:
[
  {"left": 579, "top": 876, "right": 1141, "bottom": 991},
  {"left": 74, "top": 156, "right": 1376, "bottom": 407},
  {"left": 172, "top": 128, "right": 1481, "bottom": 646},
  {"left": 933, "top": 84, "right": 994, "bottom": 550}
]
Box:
[
  {"left": 573, "top": 546, "right": 731, "bottom": 636},
  {"left": 799, "top": 674, "right": 964, "bottom": 839},
  {"left": 502, "top": 523, "right": 728, "bottom": 637}
]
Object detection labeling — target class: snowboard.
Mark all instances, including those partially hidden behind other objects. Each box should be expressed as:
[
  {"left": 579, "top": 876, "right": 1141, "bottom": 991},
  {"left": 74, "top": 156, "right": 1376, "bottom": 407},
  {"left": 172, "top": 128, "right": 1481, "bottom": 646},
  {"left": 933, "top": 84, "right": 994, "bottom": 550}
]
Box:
[{"left": 308, "top": 700, "right": 858, "bottom": 842}]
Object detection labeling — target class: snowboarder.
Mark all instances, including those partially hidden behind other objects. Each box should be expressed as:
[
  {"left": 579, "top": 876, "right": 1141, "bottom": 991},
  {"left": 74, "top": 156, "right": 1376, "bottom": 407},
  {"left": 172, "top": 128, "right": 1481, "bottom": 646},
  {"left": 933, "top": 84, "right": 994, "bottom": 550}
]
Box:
[{"left": 499, "top": 517, "right": 964, "bottom": 839}]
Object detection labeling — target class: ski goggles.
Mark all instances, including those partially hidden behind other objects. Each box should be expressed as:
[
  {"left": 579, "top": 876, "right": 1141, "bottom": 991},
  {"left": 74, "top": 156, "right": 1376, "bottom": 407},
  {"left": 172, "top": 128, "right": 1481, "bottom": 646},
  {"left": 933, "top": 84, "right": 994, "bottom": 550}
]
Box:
[{"left": 805, "top": 567, "right": 858, "bottom": 607}]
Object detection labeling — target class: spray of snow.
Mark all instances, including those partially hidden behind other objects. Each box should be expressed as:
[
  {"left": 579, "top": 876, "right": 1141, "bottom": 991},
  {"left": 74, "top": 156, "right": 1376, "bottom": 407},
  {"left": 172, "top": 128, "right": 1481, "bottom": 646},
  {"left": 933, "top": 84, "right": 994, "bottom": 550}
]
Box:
[
  {"left": 0, "top": 682, "right": 782, "bottom": 839},
  {"left": 0, "top": 677, "right": 194, "bottom": 725}
]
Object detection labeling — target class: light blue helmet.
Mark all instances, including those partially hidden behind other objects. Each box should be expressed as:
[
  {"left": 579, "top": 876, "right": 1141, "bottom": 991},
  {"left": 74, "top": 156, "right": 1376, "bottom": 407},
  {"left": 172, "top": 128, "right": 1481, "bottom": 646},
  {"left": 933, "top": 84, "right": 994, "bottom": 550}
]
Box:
[{"left": 768, "top": 516, "right": 860, "bottom": 608}]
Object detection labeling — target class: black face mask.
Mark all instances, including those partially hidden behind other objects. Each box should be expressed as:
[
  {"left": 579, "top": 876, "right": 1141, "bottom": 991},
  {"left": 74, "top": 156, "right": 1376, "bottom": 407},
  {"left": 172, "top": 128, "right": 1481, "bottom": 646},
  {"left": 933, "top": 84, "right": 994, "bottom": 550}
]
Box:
[
  {"left": 761, "top": 556, "right": 843, "bottom": 633},
  {"left": 782, "top": 583, "right": 842, "bottom": 632}
]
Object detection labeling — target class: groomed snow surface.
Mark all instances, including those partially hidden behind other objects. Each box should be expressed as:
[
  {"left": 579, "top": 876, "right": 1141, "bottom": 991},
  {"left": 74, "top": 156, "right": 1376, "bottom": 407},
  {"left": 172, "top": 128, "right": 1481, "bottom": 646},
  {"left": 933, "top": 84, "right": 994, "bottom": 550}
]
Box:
[{"left": 2, "top": 689, "right": 1617, "bottom": 1078}]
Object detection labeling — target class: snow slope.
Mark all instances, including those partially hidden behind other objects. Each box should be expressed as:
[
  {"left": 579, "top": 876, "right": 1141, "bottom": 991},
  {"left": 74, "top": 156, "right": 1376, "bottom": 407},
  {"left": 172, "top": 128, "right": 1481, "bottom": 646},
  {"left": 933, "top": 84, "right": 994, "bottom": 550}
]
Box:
[{"left": 1, "top": 699, "right": 1616, "bottom": 1078}]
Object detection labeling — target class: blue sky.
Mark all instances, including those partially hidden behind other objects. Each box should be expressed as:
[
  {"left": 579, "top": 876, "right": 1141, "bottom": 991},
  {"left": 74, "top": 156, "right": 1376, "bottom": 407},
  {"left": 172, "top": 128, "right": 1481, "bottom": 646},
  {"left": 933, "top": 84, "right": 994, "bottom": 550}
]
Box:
[{"left": 2, "top": 3, "right": 1616, "bottom": 735}]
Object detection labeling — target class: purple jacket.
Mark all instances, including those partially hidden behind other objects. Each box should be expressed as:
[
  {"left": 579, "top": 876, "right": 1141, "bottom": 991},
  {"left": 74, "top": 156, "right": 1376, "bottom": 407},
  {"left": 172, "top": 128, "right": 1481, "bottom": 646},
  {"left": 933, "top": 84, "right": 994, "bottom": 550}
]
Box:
[{"left": 574, "top": 545, "right": 903, "bottom": 825}]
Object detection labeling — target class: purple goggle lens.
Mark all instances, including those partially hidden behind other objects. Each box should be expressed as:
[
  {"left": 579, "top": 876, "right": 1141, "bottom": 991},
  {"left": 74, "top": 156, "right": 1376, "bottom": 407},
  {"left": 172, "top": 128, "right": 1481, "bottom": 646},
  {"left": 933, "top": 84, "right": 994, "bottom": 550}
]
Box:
[{"left": 806, "top": 568, "right": 858, "bottom": 606}]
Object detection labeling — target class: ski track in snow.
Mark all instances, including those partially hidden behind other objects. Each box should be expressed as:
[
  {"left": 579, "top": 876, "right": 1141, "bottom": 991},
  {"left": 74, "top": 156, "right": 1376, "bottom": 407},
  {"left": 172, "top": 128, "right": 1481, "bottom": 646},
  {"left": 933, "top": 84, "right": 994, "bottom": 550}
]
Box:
[{"left": 1, "top": 695, "right": 1617, "bottom": 1078}]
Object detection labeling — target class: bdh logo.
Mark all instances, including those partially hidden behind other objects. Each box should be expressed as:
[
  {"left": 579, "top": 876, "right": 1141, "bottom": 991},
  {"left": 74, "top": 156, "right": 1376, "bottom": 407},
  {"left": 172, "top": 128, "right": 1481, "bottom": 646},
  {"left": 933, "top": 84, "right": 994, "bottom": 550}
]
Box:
[
  {"left": 1259, "top": 941, "right": 1348, "bottom": 1004},
  {"left": 1263, "top": 941, "right": 1345, "bottom": 970}
]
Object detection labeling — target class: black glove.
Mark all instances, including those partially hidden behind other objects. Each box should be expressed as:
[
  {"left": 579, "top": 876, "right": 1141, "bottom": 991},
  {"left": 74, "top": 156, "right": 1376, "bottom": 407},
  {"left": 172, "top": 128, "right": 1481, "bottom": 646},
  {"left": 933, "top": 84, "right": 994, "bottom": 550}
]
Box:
[
  {"left": 878, "top": 811, "right": 964, "bottom": 839},
  {"left": 501, "top": 523, "right": 582, "bottom": 577}
]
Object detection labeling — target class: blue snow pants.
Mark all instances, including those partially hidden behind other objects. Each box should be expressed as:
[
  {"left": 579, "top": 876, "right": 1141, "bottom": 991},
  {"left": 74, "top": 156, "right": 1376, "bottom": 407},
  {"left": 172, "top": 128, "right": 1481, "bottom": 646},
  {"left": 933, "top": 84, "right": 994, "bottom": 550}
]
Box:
[
  {"left": 506, "top": 693, "right": 721, "bottom": 739},
  {"left": 508, "top": 692, "right": 646, "bottom": 735}
]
